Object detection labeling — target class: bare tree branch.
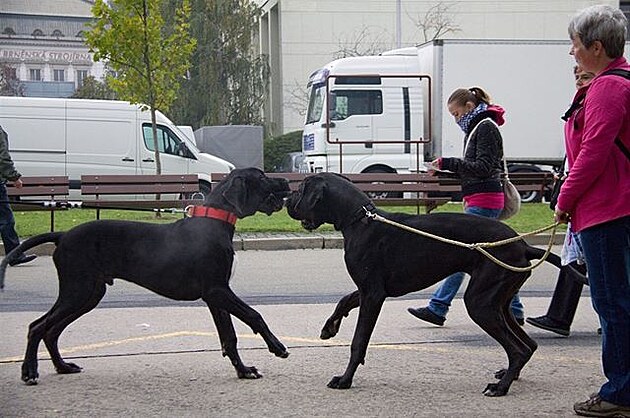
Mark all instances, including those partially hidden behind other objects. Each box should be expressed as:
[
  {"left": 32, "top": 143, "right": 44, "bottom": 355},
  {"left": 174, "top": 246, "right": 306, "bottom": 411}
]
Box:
[
  {"left": 332, "top": 25, "right": 393, "bottom": 58},
  {"left": 408, "top": 1, "right": 461, "bottom": 43},
  {"left": 284, "top": 80, "right": 309, "bottom": 117}
]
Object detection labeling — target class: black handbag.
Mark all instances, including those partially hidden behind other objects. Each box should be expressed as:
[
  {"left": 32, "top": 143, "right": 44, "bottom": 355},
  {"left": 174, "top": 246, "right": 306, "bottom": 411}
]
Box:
[{"left": 549, "top": 172, "right": 565, "bottom": 211}]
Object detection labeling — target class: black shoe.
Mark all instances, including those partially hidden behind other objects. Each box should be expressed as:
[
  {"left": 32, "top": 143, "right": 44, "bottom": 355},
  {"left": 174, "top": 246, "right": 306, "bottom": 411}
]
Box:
[
  {"left": 9, "top": 254, "right": 37, "bottom": 267},
  {"left": 526, "top": 315, "right": 570, "bottom": 336},
  {"left": 407, "top": 307, "right": 445, "bottom": 326}
]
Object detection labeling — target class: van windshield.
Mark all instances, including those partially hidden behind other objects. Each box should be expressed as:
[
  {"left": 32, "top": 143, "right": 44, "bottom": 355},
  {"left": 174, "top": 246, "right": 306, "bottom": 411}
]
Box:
[
  {"left": 142, "top": 124, "right": 192, "bottom": 158},
  {"left": 305, "top": 85, "right": 325, "bottom": 124}
]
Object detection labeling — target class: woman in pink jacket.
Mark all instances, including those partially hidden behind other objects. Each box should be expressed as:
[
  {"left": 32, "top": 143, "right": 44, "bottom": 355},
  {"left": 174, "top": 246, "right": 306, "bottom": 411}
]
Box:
[{"left": 557, "top": 5, "right": 630, "bottom": 417}]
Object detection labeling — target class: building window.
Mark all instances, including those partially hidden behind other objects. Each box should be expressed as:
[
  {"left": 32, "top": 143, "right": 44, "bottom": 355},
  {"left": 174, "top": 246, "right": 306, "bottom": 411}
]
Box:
[
  {"left": 53, "top": 69, "right": 65, "bottom": 82},
  {"left": 29, "top": 69, "right": 42, "bottom": 81},
  {"left": 76, "top": 70, "right": 88, "bottom": 87},
  {"left": 32, "top": 29, "right": 44, "bottom": 37},
  {"left": 51, "top": 29, "right": 64, "bottom": 38}
]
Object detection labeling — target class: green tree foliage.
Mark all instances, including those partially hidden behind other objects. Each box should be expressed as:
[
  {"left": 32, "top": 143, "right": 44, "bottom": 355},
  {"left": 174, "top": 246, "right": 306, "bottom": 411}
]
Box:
[
  {"left": 0, "top": 64, "right": 24, "bottom": 96},
  {"left": 85, "top": 0, "right": 196, "bottom": 174},
  {"left": 263, "top": 130, "right": 302, "bottom": 172},
  {"left": 71, "top": 75, "right": 117, "bottom": 99},
  {"left": 168, "top": 0, "right": 269, "bottom": 129}
]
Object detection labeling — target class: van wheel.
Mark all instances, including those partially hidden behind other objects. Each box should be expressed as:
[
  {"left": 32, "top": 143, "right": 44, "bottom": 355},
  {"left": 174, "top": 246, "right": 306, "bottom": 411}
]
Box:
[
  {"left": 363, "top": 168, "right": 402, "bottom": 199},
  {"left": 182, "top": 182, "right": 211, "bottom": 201}
]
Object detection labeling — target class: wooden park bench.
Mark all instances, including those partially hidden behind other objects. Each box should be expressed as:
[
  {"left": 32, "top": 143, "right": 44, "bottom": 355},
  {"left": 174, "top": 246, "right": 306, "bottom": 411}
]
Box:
[
  {"left": 212, "top": 170, "right": 554, "bottom": 212},
  {"left": 211, "top": 172, "right": 453, "bottom": 213},
  {"left": 5, "top": 176, "right": 70, "bottom": 232},
  {"left": 80, "top": 174, "right": 202, "bottom": 219}
]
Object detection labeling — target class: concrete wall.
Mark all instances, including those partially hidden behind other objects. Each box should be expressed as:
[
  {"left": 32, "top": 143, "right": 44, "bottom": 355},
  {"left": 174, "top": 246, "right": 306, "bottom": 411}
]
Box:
[{"left": 253, "top": 0, "right": 621, "bottom": 134}]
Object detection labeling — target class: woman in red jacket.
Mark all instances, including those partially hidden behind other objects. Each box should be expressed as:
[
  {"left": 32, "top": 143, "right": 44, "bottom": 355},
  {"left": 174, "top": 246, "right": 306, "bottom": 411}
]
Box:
[{"left": 557, "top": 5, "right": 630, "bottom": 416}]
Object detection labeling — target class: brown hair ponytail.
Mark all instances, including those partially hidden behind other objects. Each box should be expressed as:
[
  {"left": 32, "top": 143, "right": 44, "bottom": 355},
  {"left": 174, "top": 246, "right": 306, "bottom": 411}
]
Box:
[{"left": 447, "top": 86, "right": 492, "bottom": 107}]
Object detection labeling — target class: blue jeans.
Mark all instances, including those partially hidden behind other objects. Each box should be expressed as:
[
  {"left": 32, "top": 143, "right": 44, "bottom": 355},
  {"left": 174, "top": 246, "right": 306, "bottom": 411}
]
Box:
[
  {"left": 426, "top": 205, "right": 524, "bottom": 319},
  {"left": 0, "top": 183, "right": 21, "bottom": 254},
  {"left": 579, "top": 216, "right": 630, "bottom": 406}
]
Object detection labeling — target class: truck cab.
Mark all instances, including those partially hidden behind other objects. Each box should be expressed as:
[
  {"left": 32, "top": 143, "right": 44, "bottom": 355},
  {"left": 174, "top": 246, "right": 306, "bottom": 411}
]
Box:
[{"left": 301, "top": 55, "right": 427, "bottom": 174}]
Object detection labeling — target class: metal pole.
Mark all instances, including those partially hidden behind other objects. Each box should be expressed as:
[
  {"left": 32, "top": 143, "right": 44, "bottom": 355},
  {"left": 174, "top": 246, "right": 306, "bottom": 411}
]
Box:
[{"left": 396, "top": 0, "right": 402, "bottom": 48}]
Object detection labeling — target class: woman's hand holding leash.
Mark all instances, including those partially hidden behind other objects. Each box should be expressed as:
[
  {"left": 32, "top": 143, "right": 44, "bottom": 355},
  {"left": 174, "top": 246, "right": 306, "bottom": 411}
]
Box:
[{"left": 554, "top": 208, "right": 570, "bottom": 224}]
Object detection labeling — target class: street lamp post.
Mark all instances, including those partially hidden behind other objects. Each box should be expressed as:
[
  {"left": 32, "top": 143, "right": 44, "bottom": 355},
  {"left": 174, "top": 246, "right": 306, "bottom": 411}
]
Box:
[{"left": 396, "top": 0, "right": 402, "bottom": 48}]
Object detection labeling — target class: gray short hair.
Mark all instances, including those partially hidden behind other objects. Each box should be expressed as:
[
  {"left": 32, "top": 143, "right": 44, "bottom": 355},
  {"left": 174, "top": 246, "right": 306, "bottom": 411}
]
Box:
[{"left": 568, "top": 4, "right": 627, "bottom": 58}]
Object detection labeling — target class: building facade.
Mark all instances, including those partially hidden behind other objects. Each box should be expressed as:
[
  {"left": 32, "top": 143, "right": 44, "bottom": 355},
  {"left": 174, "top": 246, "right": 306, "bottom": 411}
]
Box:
[
  {"left": 0, "top": 0, "right": 104, "bottom": 97},
  {"left": 254, "top": 0, "right": 627, "bottom": 135}
]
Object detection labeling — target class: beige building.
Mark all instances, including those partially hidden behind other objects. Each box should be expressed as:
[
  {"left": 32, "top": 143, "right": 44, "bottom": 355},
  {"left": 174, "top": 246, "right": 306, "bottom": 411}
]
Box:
[
  {"left": 0, "top": 0, "right": 104, "bottom": 97},
  {"left": 254, "top": 0, "right": 628, "bottom": 135}
]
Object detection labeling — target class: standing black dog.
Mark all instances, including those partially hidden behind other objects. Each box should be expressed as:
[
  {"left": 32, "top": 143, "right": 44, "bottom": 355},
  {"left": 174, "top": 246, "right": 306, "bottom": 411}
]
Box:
[
  {"left": 286, "top": 173, "right": 569, "bottom": 397},
  {"left": 0, "top": 168, "right": 290, "bottom": 385}
]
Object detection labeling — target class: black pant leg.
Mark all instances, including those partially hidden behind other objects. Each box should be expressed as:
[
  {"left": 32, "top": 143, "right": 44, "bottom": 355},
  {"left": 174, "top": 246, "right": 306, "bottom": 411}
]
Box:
[{"left": 545, "top": 262, "right": 587, "bottom": 328}]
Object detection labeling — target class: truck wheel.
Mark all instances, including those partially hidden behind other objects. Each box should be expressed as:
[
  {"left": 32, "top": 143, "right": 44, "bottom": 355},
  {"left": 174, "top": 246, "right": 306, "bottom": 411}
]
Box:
[
  {"left": 363, "top": 168, "right": 402, "bottom": 199},
  {"left": 511, "top": 169, "right": 543, "bottom": 203}
]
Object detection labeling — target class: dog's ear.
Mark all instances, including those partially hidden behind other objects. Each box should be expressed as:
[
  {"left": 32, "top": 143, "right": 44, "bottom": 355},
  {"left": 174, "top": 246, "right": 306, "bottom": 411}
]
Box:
[
  {"left": 299, "top": 176, "right": 327, "bottom": 211},
  {"left": 222, "top": 176, "right": 248, "bottom": 217}
]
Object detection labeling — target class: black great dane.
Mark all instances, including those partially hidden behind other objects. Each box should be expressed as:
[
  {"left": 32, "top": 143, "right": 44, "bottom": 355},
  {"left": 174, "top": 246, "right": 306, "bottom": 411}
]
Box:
[
  {"left": 0, "top": 168, "right": 290, "bottom": 385},
  {"left": 286, "top": 173, "right": 571, "bottom": 397}
]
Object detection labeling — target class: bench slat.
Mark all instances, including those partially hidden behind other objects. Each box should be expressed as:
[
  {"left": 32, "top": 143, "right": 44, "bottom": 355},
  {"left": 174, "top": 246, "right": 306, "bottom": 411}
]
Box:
[
  {"left": 81, "top": 184, "right": 199, "bottom": 195},
  {"left": 81, "top": 174, "right": 199, "bottom": 184},
  {"left": 8, "top": 185, "right": 70, "bottom": 196}
]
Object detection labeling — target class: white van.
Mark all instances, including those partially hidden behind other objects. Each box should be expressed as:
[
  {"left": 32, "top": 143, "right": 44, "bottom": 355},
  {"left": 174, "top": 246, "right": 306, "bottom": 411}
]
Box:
[{"left": 0, "top": 97, "right": 234, "bottom": 197}]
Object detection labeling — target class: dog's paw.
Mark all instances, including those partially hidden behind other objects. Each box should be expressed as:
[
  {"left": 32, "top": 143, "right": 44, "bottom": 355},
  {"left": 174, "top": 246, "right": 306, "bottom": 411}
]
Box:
[
  {"left": 277, "top": 350, "right": 289, "bottom": 359},
  {"left": 22, "top": 376, "right": 38, "bottom": 386},
  {"left": 237, "top": 366, "right": 262, "bottom": 379},
  {"left": 56, "top": 362, "right": 82, "bottom": 374},
  {"left": 21, "top": 363, "right": 39, "bottom": 385},
  {"left": 270, "top": 342, "right": 289, "bottom": 358},
  {"left": 327, "top": 375, "right": 352, "bottom": 389},
  {"left": 320, "top": 318, "right": 341, "bottom": 340},
  {"left": 493, "top": 368, "right": 519, "bottom": 381},
  {"left": 483, "top": 383, "right": 507, "bottom": 397}
]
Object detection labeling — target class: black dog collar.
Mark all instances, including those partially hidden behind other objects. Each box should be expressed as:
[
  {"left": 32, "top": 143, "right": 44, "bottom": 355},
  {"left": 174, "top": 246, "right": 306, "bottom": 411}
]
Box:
[{"left": 338, "top": 202, "right": 376, "bottom": 230}]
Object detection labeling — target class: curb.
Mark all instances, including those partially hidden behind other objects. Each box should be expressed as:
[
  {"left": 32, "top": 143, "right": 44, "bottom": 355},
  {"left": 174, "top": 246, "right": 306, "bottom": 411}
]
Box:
[{"left": 2, "top": 233, "right": 563, "bottom": 256}]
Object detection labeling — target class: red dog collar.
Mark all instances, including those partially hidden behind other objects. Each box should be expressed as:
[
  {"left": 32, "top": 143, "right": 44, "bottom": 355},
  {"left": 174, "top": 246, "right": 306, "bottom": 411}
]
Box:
[{"left": 186, "top": 205, "right": 238, "bottom": 225}]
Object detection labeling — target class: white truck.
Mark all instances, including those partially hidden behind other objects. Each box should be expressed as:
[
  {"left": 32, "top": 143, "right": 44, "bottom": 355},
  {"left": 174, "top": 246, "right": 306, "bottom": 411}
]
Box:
[
  {"left": 300, "top": 39, "right": 589, "bottom": 201},
  {"left": 0, "top": 97, "right": 234, "bottom": 198}
]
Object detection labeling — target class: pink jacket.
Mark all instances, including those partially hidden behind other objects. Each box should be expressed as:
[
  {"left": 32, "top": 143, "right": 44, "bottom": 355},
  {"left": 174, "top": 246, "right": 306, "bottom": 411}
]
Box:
[{"left": 557, "top": 57, "right": 630, "bottom": 232}]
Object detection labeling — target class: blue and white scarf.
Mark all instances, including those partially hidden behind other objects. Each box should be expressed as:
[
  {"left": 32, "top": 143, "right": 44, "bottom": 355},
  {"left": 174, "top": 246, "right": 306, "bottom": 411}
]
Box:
[{"left": 457, "top": 102, "right": 488, "bottom": 133}]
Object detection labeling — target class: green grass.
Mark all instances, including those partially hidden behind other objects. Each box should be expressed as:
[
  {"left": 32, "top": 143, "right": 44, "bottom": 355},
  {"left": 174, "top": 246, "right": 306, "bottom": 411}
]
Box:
[{"left": 13, "top": 202, "right": 563, "bottom": 238}]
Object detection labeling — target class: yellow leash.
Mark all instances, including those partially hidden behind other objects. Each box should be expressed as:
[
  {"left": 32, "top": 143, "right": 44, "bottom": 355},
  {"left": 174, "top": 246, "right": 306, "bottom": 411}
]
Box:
[{"left": 363, "top": 208, "right": 560, "bottom": 273}]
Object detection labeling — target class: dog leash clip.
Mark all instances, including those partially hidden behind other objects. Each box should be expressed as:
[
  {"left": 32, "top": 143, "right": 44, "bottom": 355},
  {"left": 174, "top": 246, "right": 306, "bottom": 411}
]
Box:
[{"left": 363, "top": 206, "right": 377, "bottom": 220}]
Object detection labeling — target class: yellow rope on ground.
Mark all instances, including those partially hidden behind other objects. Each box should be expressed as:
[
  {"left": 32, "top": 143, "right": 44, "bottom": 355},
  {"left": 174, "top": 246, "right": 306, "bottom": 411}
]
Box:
[{"left": 364, "top": 208, "right": 560, "bottom": 273}]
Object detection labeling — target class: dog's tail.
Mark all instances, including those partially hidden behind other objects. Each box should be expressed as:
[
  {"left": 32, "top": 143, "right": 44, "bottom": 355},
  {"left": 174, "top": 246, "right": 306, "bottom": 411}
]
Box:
[
  {"left": 525, "top": 245, "right": 588, "bottom": 285},
  {"left": 0, "top": 232, "right": 64, "bottom": 290}
]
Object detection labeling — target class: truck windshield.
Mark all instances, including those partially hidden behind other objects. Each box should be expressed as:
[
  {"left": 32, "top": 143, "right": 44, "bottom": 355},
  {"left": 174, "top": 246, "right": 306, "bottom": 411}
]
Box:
[{"left": 305, "top": 85, "right": 325, "bottom": 124}]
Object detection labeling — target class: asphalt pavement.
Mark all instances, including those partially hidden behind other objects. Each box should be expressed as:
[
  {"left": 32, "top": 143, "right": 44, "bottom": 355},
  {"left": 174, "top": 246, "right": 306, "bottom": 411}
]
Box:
[{"left": 0, "top": 233, "right": 607, "bottom": 418}]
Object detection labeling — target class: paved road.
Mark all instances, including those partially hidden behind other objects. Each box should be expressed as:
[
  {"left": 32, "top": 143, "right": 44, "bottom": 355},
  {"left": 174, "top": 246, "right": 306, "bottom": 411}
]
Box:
[
  {"left": 1, "top": 246, "right": 603, "bottom": 417},
  {"left": 1, "top": 245, "right": 574, "bottom": 312}
]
